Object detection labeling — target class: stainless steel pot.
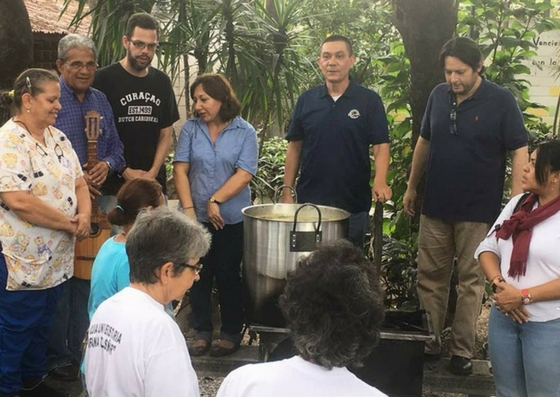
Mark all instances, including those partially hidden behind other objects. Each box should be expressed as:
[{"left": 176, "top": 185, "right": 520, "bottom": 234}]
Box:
[{"left": 242, "top": 190, "right": 349, "bottom": 326}]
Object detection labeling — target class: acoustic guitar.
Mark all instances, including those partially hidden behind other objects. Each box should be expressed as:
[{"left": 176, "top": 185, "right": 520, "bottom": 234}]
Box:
[{"left": 74, "top": 110, "right": 112, "bottom": 280}]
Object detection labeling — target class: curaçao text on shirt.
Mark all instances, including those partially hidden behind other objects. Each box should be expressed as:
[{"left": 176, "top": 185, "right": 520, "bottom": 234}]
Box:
[{"left": 119, "top": 91, "right": 161, "bottom": 106}]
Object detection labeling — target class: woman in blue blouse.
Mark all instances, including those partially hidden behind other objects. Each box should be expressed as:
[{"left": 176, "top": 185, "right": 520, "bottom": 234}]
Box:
[{"left": 173, "top": 74, "right": 258, "bottom": 357}]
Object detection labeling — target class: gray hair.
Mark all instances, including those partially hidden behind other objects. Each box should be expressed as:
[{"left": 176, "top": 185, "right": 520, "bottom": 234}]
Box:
[
  {"left": 58, "top": 34, "right": 97, "bottom": 61},
  {"left": 279, "top": 240, "right": 385, "bottom": 369},
  {"left": 126, "top": 207, "right": 211, "bottom": 284}
]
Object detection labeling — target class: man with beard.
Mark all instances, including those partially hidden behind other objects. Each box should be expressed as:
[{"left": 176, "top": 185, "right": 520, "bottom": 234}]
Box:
[
  {"left": 93, "top": 13, "right": 179, "bottom": 197},
  {"left": 403, "top": 37, "right": 528, "bottom": 376},
  {"left": 281, "top": 35, "right": 391, "bottom": 248}
]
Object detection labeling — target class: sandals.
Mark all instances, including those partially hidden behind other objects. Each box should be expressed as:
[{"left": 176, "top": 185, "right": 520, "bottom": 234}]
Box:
[
  {"left": 209, "top": 339, "right": 240, "bottom": 357},
  {"left": 188, "top": 339, "right": 211, "bottom": 357}
]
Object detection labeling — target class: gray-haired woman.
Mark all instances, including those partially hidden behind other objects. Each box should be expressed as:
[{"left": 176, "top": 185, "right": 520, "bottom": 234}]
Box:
[
  {"left": 84, "top": 207, "right": 211, "bottom": 397},
  {"left": 217, "top": 240, "right": 387, "bottom": 397}
]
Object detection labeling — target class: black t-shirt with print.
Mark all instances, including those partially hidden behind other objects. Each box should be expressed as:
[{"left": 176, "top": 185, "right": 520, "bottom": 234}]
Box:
[{"left": 93, "top": 63, "right": 179, "bottom": 195}]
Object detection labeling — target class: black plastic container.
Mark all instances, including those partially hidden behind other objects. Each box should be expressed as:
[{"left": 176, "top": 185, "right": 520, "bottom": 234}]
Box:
[
  {"left": 351, "top": 310, "right": 432, "bottom": 397},
  {"left": 254, "top": 310, "right": 432, "bottom": 397}
]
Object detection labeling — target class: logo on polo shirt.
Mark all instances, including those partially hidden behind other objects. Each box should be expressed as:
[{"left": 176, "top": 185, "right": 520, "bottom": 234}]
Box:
[{"left": 348, "top": 109, "right": 360, "bottom": 119}]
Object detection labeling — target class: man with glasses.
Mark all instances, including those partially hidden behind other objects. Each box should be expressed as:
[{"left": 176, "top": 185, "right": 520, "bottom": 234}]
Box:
[
  {"left": 47, "top": 33, "right": 125, "bottom": 382},
  {"left": 93, "top": 12, "right": 179, "bottom": 200},
  {"left": 403, "top": 37, "right": 528, "bottom": 375}
]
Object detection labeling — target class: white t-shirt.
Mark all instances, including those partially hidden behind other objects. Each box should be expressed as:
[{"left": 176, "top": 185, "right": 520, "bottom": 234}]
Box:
[
  {"left": 475, "top": 193, "right": 560, "bottom": 322},
  {"left": 216, "top": 356, "right": 387, "bottom": 397},
  {"left": 84, "top": 287, "right": 199, "bottom": 397}
]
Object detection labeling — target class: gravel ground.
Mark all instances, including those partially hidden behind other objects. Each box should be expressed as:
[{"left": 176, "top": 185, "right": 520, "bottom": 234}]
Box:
[{"left": 199, "top": 375, "right": 225, "bottom": 397}]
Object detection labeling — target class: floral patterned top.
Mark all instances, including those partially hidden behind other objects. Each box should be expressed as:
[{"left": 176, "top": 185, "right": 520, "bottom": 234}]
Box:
[{"left": 0, "top": 119, "right": 83, "bottom": 290}]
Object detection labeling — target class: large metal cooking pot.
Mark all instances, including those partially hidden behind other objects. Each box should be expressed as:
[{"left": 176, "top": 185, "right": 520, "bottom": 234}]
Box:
[{"left": 242, "top": 187, "right": 350, "bottom": 326}]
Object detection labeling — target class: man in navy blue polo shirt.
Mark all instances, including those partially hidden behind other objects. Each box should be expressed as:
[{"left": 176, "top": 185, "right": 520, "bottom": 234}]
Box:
[
  {"left": 403, "top": 37, "right": 528, "bottom": 376},
  {"left": 281, "top": 35, "right": 391, "bottom": 247}
]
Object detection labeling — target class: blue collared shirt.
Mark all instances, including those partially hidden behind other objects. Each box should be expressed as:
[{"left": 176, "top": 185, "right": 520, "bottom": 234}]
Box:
[
  {"left": 174, "top": 116, "right": 258, "bottom": 224},
  {"left": 55, "top": 77, "right": 125, "bottom": 173}
]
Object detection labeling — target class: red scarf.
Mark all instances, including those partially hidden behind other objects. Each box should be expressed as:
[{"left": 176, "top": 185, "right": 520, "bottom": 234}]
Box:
[{"left": 496, "top": 193, "right": 560, "bottom": 279}]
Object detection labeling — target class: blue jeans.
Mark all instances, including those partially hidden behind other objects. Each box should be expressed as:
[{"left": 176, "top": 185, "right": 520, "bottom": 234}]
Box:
[
  {"left": 190, "top": 222, "right": 244, "bottom": 344},
  {"left": 0, "top": 255, "right": 63, "bottom": 396},
  {"left": 348, "top": 211, "right": 369, "bottom": 248},
  {"left": 46, "top": 278, "right": 90, "bottom": 369},
  {"left": 488, "top": 305, "right": 560, "bottom": 397}
]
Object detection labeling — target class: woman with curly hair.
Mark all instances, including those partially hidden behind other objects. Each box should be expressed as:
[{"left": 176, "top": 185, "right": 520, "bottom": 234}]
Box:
[{"left": 216, "top": 239, "right": 387, "bottom": 397}]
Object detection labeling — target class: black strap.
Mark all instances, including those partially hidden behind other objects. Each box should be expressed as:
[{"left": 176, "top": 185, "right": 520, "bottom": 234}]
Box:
[{"left": 513, "top": 192, "right": 531, "bottom": 213}]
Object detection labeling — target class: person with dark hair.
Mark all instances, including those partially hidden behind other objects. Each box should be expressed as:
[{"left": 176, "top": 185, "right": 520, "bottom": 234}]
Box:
[
  {"left": 47, "top": 33, "right": 125, "bottom": 382},
  {"left": 84, "top": 207, "right": 210, "bottom": 397},
  {"left": 403, "top": 36, "right": 528, "bottom": 375},
  {"left": 173, "top": 73, "right": 258, "bottom": 357},
  {"left": 216, "top": 239, "right": 387, "bottom": 397},
  {"left": 476, "top": 140, "right": 560, "bottom": 396},
  {"left": 281, "top": 34, "right": 391, "bottom": 248},
  {"left": 0, "top": 69, "right": 91, "bottom": 397},
  {"left": 93, "top": 12, "right": 178, "bottom": 198},
  {"left": 88, "top": 178, "right": 164, "bottom": 317}
]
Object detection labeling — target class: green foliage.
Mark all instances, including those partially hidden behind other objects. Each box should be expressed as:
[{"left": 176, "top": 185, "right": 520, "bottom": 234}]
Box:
[
  {"left": 250, "top": 136, "right": 288, "bottom": 203},
  {"left": 378, "top": 235, "right": 419, "bottom": 310},
  {"left": 457, "top": 0, "right": 559, "bottom": 130}
]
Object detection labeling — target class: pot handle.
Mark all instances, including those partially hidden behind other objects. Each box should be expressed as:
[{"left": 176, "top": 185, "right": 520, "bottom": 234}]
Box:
[
  {"left": 290, "top": 203, "right": 323, "bottom": 252},
  {"left": 274, "top": 185, "right": 298, "bottom": 204},
  {"left": 292, "top": 203, "right": 322, "bottom": 232}
]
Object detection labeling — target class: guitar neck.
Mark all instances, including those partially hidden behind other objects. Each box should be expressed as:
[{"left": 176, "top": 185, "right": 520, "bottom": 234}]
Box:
[{"left": 87, "top": 139, "right": 100, "bottom": 218}]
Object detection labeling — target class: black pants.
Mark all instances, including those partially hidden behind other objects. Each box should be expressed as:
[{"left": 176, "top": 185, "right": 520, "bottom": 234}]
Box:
[{"left": 189, "top": 222, "right": 244, "bottom": 344}]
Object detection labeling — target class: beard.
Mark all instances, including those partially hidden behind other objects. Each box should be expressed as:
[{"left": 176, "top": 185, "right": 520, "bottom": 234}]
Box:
[{"left": 127, "top": 51, "right": 152, "bottom": 72}]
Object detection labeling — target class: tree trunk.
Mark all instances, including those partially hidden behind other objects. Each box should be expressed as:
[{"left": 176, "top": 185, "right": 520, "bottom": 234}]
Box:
[
  {"left": 0, "top": 0, "right": 33, "bottom": 123},
  {"left": 392, "top": 0, "right": 458, "bottom": 221},
  {"left": 392, "top": 0, "right": 458, "bottom": 146}
]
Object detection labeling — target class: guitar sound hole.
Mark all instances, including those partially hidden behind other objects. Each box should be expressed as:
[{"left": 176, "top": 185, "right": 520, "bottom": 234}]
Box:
[{"left": 90, "top": 224, "right": 100, "bottom": 236}]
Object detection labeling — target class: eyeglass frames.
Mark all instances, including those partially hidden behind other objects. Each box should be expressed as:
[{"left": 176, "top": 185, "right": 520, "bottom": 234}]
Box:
[
  {"left": 127, "top": 38, "right": 159, "bottom": 51},
  {"left": 182, "top": 262, "right": 203, "bottom": 275},
  {"left": 65, "top": 61, "right": 99, "bottom": 71},
  {"left": 450, "top": 101, "right": 458, "bottom": 135}
]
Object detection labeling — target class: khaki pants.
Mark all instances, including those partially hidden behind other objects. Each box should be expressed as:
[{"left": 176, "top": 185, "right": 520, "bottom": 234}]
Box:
[{"left": 417, "top": 215, "right": 490, "bottom": 358}]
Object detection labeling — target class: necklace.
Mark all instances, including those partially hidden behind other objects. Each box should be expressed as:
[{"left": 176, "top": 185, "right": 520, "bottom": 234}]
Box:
[
  {"left": 13, "top": 119, "right": 34, "bottom": 136},
  {"left": 13, "top": 118, "right": 65, "bottom": 163}
]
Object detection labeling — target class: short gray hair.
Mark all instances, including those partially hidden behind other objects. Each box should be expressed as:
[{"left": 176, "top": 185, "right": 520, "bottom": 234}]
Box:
[
  {"left": 58, "top": 34, "right": 97, "bottom": 61},
  {"left": 126, "top": 207, "right": 211, "bottom": 284}
]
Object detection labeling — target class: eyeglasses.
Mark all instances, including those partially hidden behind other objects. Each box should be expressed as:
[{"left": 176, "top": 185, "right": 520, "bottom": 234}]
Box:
[
  {"left": 128, "top": 39, "right": 159, "bottom": 51},
  {"left": 182, "top": 262, "right": 203, "bottom": 275},
  {"left": 450, "top": 102, "right": 458, "bottom": 135},
  {"left": 65, "top": 61, "right": 99, "bottom": 71}
]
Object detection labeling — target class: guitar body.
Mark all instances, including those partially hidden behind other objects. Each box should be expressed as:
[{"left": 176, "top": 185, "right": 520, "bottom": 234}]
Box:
[
  {"left": 74, "top": 227, "right": 112, "bottom": 279},
  {"left": 74, "top": 111, "right": 112, "bottom": 280}
]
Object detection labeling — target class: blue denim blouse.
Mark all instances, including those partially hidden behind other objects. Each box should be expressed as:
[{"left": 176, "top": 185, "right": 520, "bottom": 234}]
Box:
[{"left": 174, "top": 116, "right": 258, "bottom": 224}]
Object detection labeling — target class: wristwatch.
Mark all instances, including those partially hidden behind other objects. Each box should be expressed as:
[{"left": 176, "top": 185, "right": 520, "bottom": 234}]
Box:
[
  {"left": 209, "top": 196, "right": 221, "bottom": 205},
  {"left": 521, "top": 288, "right": 532, "bottom": 305}
]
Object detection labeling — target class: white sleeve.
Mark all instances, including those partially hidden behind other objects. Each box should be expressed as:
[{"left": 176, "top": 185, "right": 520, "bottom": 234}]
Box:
[
  {"left": 474, "top": 194, "right": 523, "bottom": 260},
  {"left": 216, "top": 372, "right": 241, "bottom": 397},
  {"left": 144, "top": 347, "right": 199, "bottom": 397}
]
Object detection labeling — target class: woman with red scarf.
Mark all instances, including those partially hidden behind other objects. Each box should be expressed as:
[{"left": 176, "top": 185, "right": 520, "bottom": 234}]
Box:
[{"left": 476, "top": 140, "right": 560, "bottom": 397}]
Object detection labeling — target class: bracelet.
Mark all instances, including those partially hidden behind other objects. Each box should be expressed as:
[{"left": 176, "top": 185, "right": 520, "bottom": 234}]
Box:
[
  {"left": 491, "top": 276, "right": 505, "bottom": 293},
  {"left": 490, "top": 275, "right": 504, "bottom": 284},
  {"left": 184, "top": 206, "right": 194, "bottom": 210}
]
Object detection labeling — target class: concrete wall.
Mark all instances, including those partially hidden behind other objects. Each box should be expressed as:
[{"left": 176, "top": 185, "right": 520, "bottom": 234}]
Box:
[{"left": 525, "top": 29, "right": 560, "bottom": 125}]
